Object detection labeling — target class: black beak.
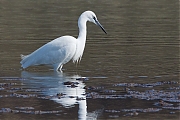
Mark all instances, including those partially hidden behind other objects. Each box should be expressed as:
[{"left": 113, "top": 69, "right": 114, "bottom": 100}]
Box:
[{"left": 94, "top": 18, "right": 107, "bottom": 34}]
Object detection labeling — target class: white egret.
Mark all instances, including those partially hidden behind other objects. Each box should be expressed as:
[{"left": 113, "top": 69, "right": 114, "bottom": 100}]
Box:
[{"left": 20, "top": 11, "right": 107, "bottom": 71}]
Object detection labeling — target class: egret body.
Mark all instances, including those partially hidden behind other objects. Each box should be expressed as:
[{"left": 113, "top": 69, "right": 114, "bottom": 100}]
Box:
[{"left": 20, "top": 11, "right": 107, "bottom": 71}]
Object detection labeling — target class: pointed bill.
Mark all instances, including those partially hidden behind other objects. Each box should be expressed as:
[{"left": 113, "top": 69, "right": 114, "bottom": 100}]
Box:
[{"left": 94, "top": 19, "right": 107, "bottom": 34}]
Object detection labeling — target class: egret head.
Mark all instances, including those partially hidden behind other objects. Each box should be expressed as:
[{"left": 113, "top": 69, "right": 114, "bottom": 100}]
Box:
[{"left": 83, "top": 11, "right": 107, "bottom": 34}]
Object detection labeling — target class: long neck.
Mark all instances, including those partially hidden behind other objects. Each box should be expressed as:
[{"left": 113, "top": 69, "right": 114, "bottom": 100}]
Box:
[
  {"left": 72, "top": 15, "right": 87, "bottom": 63},
  {"left": 77, "top": 16, "right": 87, "bottom": 41}
]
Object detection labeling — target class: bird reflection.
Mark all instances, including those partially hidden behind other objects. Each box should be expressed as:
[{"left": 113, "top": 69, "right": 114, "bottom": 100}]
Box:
[{"left": 21, "top": 71, "right": 87, "bottom": 119}]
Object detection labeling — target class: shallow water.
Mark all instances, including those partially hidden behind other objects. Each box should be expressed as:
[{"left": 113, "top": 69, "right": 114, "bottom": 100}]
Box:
[{"left": 0, "top": 0, "right": 179, "bottom": 119}]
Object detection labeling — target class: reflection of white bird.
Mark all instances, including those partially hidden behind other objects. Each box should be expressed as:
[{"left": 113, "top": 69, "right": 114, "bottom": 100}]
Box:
[
  {"left": 21, "top": 71, "right": 87, "bottom": 119},
  {"left": 20, "top": 11, "right": 107, "bottom": 71},
  {"left": 21, "top": 71, "right": 86, "bottom": 107}
]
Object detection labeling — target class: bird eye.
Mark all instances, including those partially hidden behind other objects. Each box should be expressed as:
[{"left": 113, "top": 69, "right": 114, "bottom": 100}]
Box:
[{"left": 93, "top": 16, "right": 96, "bottom": 20}]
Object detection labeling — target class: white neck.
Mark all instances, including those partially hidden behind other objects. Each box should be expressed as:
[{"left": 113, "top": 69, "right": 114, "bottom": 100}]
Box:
[
  {"left": 72, "top": 14, "right": 88, "bottom": 63},
  {"left": 77, "top": 16, "right": 87, "bottom": 41}
]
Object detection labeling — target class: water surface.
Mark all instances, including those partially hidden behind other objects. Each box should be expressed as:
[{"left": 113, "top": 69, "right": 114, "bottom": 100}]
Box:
[{"left": 0, "top": 0, "right": 179, "bottom": 119}]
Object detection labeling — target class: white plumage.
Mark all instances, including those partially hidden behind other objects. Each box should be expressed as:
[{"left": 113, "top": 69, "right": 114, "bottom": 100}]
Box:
[{"left": 20, "top": 11, "right": 107, "bottom": 71}]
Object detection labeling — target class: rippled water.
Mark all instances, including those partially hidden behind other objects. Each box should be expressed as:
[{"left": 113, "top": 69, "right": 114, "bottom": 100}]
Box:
[{"left": 0, "top": 0, "right": 179, "bottom": 119}]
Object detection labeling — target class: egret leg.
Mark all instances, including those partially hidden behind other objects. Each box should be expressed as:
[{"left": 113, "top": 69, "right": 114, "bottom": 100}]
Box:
[
  {"left": 57, "top": 65, "right": 63, "bottom": 72},
  {"left": 52, "top": 63, "right": 62, "bottom": 71}
]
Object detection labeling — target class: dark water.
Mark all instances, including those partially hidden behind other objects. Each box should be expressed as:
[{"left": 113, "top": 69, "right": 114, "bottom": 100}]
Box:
[{"left": 0, "top": 0, "right": 179, "bottom": 119}]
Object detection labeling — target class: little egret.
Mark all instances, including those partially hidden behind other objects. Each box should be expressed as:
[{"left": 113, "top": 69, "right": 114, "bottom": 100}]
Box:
[{"left": 20, "top": 11, "right": 107, "bottom": 71}]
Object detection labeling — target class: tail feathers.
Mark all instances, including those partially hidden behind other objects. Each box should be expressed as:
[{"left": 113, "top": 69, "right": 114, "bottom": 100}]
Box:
[
  {"left": 20, "top": 54, "right": 28, "bottom": 60},
  {"left": 20, "top": 54, "right": 30, "bottom": 68}
]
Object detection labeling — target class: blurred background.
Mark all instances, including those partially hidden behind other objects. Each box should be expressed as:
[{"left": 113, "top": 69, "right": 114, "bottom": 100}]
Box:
[{"left": 0, "top": 0, "right": 179, "bottom": 119}]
